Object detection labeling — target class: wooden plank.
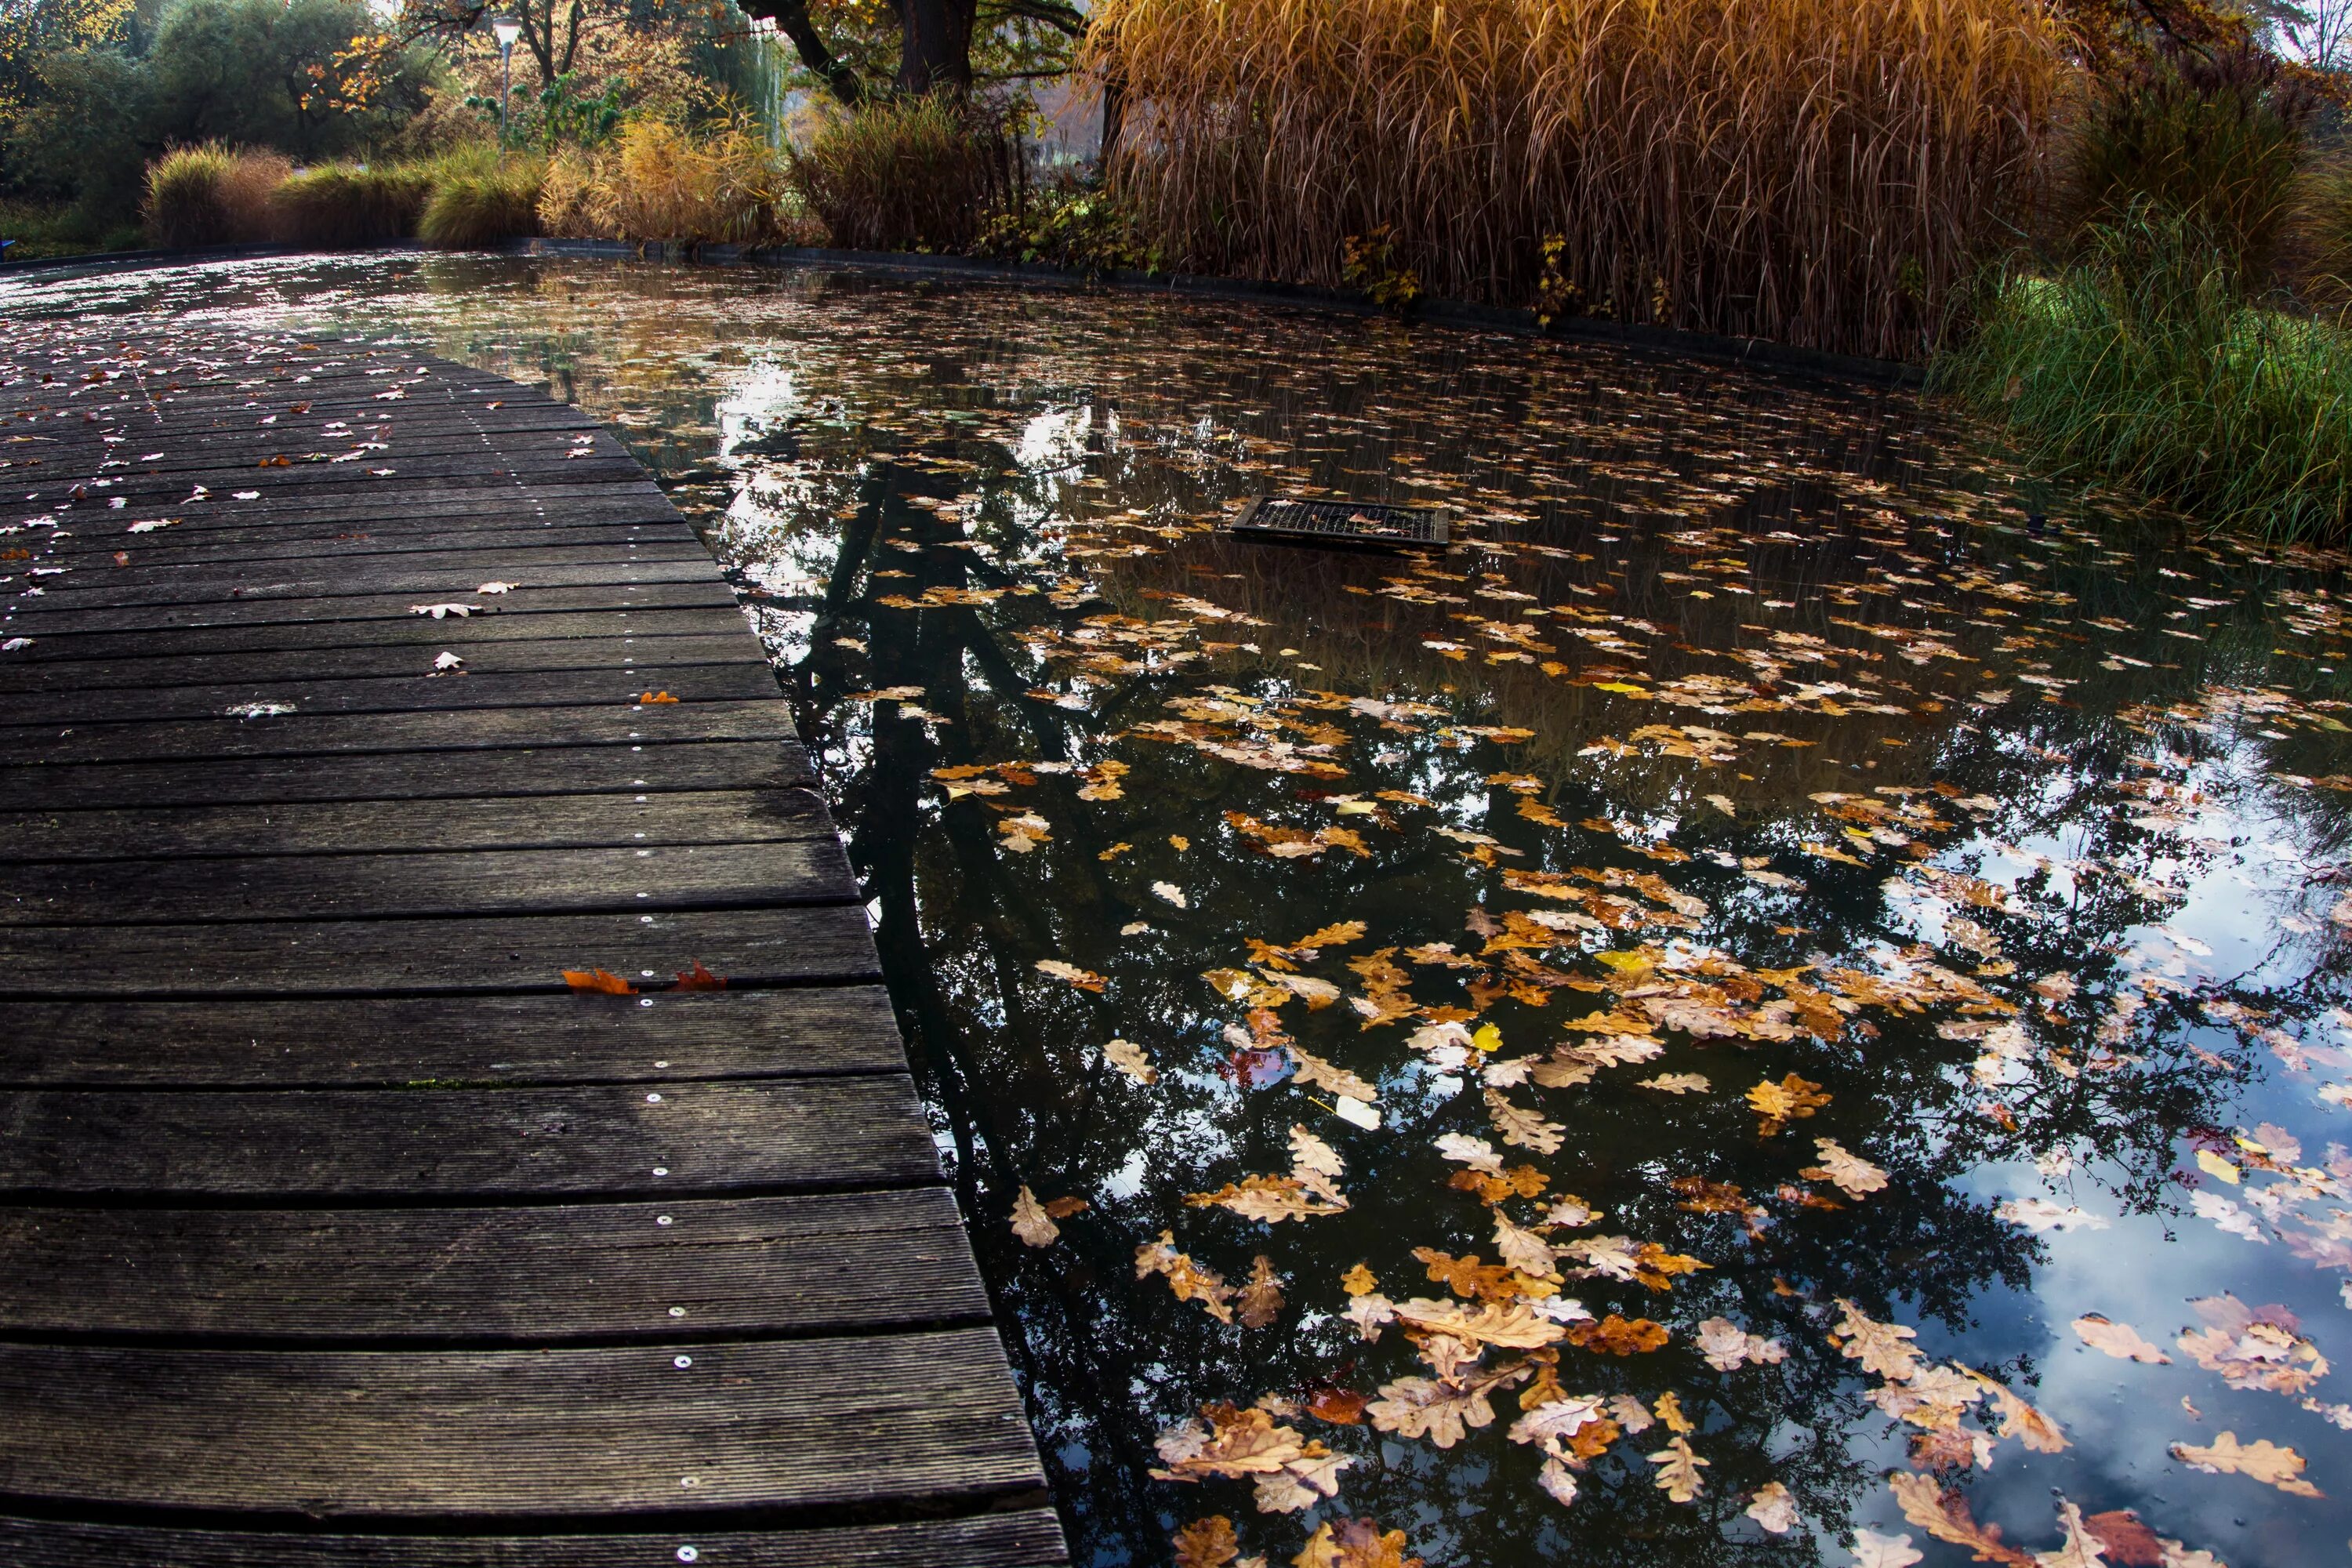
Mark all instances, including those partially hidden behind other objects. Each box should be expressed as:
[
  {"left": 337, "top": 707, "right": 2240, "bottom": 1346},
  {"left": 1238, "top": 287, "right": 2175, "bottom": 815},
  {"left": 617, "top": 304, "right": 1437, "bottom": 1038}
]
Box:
[
  {"left": 0, "top": 1076, "right": 936, "bottom": 1197},
  {"left": 0, "top": 608, "right": 751, "bottom": 664},
  {"left": 0, "top": 986, "right": 907, "bottom": 1087},
  {"left": 0, "top": 1189, "right": 986, "bottom": 1339},
  {"left": 10, "top": 700, "right": 797, "bottom": 767},
  {"left": 39, "top": 521, "right": 697, "bottom": 569},
  {"left": 9, "top": 552, "right": 720, "bottom": 615},
  {"left": 0, "top": 579, "right": 737, "bottom": 636},
  {"left": 0, "top": 905, "right": 882, "bottom": 996},
  {"left": 0, "top": 1511, "right": 1069, "bottom": 1566},
  {"left": 0, "top": 662, "right": 779, "bottom": 727},
  {"left": 0, "top": 740, "right": 809, "bottom": 810},
  {"left": 5, "top": 633, "right": 763, "bottom": 693},
  {"left": 0, "top": 1331, "right": 1043, "bottom": 1517},
  {"left": 0, "top": 789, "right": 829, "bottom": 859},
  {"left": 1, "top": 838, "right": 851, "bottom": 924}
]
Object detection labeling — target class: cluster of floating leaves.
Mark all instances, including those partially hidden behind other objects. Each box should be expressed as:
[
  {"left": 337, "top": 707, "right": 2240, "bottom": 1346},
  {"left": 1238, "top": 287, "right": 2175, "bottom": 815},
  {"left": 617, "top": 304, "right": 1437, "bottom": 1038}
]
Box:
[{"left": 14, "top": 256, "right": 2352, "bottom": 1566}]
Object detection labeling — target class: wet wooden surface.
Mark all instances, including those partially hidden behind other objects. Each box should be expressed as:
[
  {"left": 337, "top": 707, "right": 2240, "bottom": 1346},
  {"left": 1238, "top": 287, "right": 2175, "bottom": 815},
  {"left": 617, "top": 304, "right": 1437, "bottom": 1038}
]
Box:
[{"left": 0, "top": 329, "right": 1061, "bottom": 1565}]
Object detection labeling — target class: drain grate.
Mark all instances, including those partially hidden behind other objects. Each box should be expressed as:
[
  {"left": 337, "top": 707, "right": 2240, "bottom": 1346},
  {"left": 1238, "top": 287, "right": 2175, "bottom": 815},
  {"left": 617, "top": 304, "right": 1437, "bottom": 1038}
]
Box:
[{"left": 1221, "top": 496, "right": 1450, "bottom": 553}]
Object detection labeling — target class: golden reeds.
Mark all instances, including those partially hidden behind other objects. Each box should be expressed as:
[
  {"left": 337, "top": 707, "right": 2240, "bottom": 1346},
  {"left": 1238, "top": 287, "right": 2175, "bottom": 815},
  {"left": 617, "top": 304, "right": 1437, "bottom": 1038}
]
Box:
[
  {"left": 1085, "top": 0, "right": 2066, "bottom": 358},
  {"left": 540, "top": 118, "right": 789, "bottom": 245}
]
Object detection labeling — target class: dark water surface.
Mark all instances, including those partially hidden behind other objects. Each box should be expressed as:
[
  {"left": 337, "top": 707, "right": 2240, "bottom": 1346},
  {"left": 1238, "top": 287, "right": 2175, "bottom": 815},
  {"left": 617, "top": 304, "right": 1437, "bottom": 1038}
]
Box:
[{"left": 9, "top": 254, "right": 2352, "bottom": 1568}]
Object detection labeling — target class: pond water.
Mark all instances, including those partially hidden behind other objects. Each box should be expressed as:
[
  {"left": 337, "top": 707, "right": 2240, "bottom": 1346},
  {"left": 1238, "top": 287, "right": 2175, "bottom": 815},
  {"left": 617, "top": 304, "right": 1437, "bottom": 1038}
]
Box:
[{"left": 9, "top": 253, "right": 2352, "bottom": 1568}]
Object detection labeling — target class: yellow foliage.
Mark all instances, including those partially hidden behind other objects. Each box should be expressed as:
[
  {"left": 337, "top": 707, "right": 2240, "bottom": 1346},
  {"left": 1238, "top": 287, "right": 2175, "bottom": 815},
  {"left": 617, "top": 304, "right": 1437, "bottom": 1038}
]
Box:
[{"left": 540, "top": 116, "right": 788, "bottom": 245}]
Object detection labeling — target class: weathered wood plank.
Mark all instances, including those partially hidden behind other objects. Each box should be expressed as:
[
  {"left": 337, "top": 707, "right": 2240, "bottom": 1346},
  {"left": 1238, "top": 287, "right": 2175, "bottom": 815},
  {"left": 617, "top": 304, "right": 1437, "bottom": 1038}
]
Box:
[
  {"left": 0, "top": 1512, "right": 1069, "bottom": 1566},
  {"left": 5, "top": 633, "right": 762, "bottom": 693},
  {"left": 0, "top": 1189, "right": 984, "bottom": 1339},
  {"left": 0, "top": 904, "right": 881, "bottom": 996},
  {"left": 10, "top": 552, "right": 721, "bottom": 615},
  {"left": 0, "top": 579, "right": 737, "bottom": 636},
  {"left": 0, "top": 789, "right": 829, "bottom": 859},
  {"left": 0, "top": 608, "right": 750, "bottom": 664},
  {"left": 0, "top": 1076, "right": 935, "bottom": 1196},
  {"left": 0, "top": 662, "right": 778, "bottom": 727},
  {"left": 0, "top": 1331, "right": 1042, "bottom": 1516},
  {"left": 0, "top": 740, "right": 809, "bottom": 810},
  {"left": 0, "top": 986, "right": 906, "bottom": 1087},
  {"left": 10, "top": 700, "right": 797, "bottom": 767}
]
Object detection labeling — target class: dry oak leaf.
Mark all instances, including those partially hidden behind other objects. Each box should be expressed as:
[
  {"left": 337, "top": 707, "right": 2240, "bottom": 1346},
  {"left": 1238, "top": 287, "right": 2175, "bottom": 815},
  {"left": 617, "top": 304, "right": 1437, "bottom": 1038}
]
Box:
[
  {"left": 1136, "top": 1231, "right": 1236, "bottom": 1323},
  {"left": 2071, "top": 1314, "right": 2171, "bottom": 1363},
  {"left": 1010, "top": 1185, "right": 1060, "bottom": 1247},
  {"left": 1292, "top": 1519, "right": 1422, "bottom": 1568},
  {"left": 1154, "top": 1404, "right": 1352, "bottom": 1516},
  {"left": 2036, "top": 1502, "right": 2107, "bottom": 1568},
  {"left": 1104, "top": 1039, "right": 1158, "bottom": 1083},
  {"left": 1173, "top": 1516, "right": 1241, "bottom": 1568},
  {"left": 1486, "top": 1088, "right": 1567, "bottom": 1154},
  {"left": 2177, "top": 1294, "right": 2328, "bottom": 1393},
  {"left": 1290, "top": 1125, "right": 1344, "bottom": 1178},
  {"left": 2169, "top": 1430, "right": 2323, "bottom": 1495},
  {"left": 1341, "top": 1262, "right": 1378, "bottom": 1297},
  {"left": 1493, "top": 1211, "right": 1562, "bottom": 1278},
  {"left": 1696, "top": 1316, "right": 1788, "bottom": 1372},
  {"left": 1289, "top": 1045, "right": 1377, "bottom": 1102},
  {"left": 673, "top": 960, "right": 725, "bottom": 991},
  {"left": 1392, "top": 1298, "right": 1568, "bottom": 1349},
  {"left": 1238, "top": 1256, "right": 1287, "bottom": 1329},
  {"left": 635, "top": 690, "right": 679, "bottom": 704},
  {"left": 1186, "top": 1174, "right": 1349, "bottom": 1222},
  {"left": 1639, "top": 1073, "right": 1711, "bottom": 1094},
  {"left": 1746, "top": 1481, "right": 1798, "bottom": 1534},
  {"left": 1886, "top": 1472, "right": 2033, "bottom": 1567},
  {"left": 1647, "top": 1436, "right": 1708, "bottom": 1502},
  {"left": 1831, "top": 1298, "right": 1922, "bottom": 1381},
  {"left": 1748, "top": 1073, "right": 1831, "bottom": 1134},
  {"left": 1802, "top": 1138, "right": 1889, "bottom": 1198},
  {"left": 1036, "top": 958, "right": 1107, "bottom": 993},
  {"left": 1366, "top": 1362, "right": 1532, "bottom": 1448},
  {"left": 1563, "top": 1314, "right": 1670, "bottom": 1355},
  {"left": 561, "top": 967, "right": 637, "bottom": 995},
  {"left": 1435, "top": 1133, "right": 1505, "bottom": 1173},
  {"left": 1852, "top": 1530, "right": 1925, "bottom": 1568},
  {"left": 1976, "top": 1375, "right": 2068, "bottom": 1454}
]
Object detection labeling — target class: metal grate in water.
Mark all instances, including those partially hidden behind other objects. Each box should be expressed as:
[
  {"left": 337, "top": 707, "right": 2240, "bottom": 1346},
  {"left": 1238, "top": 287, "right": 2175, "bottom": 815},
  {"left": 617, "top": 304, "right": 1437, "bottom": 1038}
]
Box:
[{"left": 1221, "top": 496, "right": 1450, "bottom": 553}]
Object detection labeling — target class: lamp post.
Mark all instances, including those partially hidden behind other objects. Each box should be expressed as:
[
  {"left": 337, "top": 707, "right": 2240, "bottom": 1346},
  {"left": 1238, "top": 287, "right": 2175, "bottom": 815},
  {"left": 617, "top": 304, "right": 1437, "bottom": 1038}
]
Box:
[{"left": 490, "top": 16, "right": 521, "bottom": 151}]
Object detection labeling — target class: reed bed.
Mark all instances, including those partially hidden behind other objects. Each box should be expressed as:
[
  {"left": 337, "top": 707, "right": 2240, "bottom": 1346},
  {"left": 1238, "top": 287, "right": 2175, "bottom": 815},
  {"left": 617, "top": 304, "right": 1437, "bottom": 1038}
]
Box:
[
  {"left": 1085, "top": 0, "right": 2065, "bottom": 359},
  {"left": 143, "top": 143, "right": 289, "bottom": 247},
  {"left": 540, "top": 118, "right": 790, "bottom": 245}
]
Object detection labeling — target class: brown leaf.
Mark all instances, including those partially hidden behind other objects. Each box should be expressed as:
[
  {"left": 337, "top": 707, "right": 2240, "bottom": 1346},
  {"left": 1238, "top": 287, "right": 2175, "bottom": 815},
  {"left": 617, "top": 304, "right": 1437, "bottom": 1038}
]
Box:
[
  {"left": 1043, "top": 1195, "right": 1091, "bottom": 1218},
  {"left": 2169, "top": 1431, "right": 2324, "bottom": 1495},
  {"left": 1563, "top": 1314, "right": 1670, "bottom": 1355},
  {"left": 1306, "top": 1386, "right": 1368, "bottom": 1425},
  {"left": 636, "top": 690, "right": 679, "bottom": 704},
  {"left": 1293, "top": 1519, "right": 1424, "bottom": 1568},
  {"left": 1010, "top": 1185, "right": 1060, "bottom": 1247},
  {"left": 1886, "top": 1472, "right": 2032, "bottom": 1566},
  {"left": 1239, "top": 1256, "right": 1287, "bottom": 1329},
  {"left": 1174, "top": 1516, "right": 1241, "bottom": 1568},
  {"left": 2070, "top": 1315, "right": 2169, "bottom": 1364},
  {"left": 561, "top": 967, "right": 637, "bottom": 995},
  {"left": 2082, "top": 1511, "right": 2166, "bottom": 1566},
  {"left": 673, "top": 960, "right": 726, "bottom": 991}
]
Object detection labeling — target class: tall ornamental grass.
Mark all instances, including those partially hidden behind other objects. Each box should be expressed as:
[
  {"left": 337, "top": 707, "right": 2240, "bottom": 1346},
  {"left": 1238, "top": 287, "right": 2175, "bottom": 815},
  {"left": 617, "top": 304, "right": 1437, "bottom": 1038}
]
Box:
[
  {"left": 143, "top": 143, "right": 289, "bottom": 247},
  {"left": 417, "top": 150, "right": 546, "bottom": 248},
  {"left": 1938, "top": 206, "right": 2352, "bottom": 541},
  {"left": 786, "top": 98, "right": 1021, "bottom": 254},
  {"left": 540, "top": 118, "right": 789, "bottom": 244},
  {"left": 270, "top": 163, "right": 435, "bottom": 247},
  {"left": 1083, "top": 0, "right": 2064, "bottom": 359}
]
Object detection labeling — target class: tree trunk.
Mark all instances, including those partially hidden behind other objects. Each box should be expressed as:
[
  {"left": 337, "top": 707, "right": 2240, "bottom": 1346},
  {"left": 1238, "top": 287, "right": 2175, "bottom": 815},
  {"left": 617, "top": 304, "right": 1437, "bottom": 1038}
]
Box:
[
  {"left": 737, "top": 0, "right": 867, "bottom": 104},
  {"left": 894, "top": 0, "right": 975, "bottom": 95}
]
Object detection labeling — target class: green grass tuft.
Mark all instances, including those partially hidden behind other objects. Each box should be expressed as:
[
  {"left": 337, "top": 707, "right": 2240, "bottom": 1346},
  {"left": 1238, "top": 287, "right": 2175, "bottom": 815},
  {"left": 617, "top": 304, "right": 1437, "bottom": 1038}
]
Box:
[
  {"left": 1937, "top": 205, "right": 2352, "bottom": 542},
  {"left": 143, "top": 142, "right": 289, "bottom": 248},
  {"left": 416, "top": 154, "right": 544, "bottom": 249},
  {"left": 271, "top": 163, "right": 435, "bottom": 247}
]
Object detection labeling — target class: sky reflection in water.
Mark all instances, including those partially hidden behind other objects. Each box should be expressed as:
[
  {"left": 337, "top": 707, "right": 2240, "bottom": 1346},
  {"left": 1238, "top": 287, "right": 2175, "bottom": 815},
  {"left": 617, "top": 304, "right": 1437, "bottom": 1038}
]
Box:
[{"left": 9, "top": 252, "right": 2352, "bottom": 1568}]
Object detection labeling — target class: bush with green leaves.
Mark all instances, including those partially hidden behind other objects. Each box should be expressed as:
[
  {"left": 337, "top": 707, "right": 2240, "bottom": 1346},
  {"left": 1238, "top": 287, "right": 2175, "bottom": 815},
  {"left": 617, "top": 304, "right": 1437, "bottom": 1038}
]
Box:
[{"left": 786, "top": 96, "right": 1018, "bottom": 253}]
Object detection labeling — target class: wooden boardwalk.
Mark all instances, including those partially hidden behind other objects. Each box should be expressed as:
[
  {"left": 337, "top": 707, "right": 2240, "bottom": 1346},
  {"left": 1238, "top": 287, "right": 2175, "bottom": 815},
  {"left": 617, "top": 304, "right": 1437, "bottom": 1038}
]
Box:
[{"left": 0, "top": 327, "right": 1064, "bottom": 1566}]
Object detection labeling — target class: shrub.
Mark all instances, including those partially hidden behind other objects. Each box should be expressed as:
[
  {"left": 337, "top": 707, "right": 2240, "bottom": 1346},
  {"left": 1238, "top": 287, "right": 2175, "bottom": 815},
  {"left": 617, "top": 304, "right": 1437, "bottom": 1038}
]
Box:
[
  {"left": 2057, "top": 46, "right": 2315, "bottom": 288},
  {"left": 1083, "top": 0, "right": 2063, "bottom": 359},
  {"left": 787, "top": 97, "right": 1019, "bottom": 254},
  {"left": 417, "top": 156, "right": 546, "bottom": 249},
  {"left": 539, "top": 118, "right": 787, "bottom": 244},
  {"left": 143, "top": 143, "right": 289, "bottom": 247},
  {"left": 1937, "top": 205, "right": 2352, "bottom": 542},
  {"left": 974, "top": 175, "right": 1148, "bottom": 274},
  {"left": 271, "top": 164, "right": 435, "bottom": 247}
]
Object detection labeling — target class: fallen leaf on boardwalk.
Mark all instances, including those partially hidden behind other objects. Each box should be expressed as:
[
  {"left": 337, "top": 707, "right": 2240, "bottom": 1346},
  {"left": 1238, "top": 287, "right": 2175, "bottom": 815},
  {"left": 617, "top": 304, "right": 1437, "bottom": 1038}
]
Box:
[
  {"left": 1011, "top": 1185, "right": 1060, "bottom": 1246},
  {"left": 1293, "top": 1519, "right": 1423, "bottom": 1568},
  {"left": 1746, "top": 1482, "right": 1798, "bottom": 1534},
  {"left": 2072, "top": 1315, "right": 2170, "bottom": 1363},
  {"left": 430, "top": 651, "right": 464, "bottom": 672},
  {"left": 1188, "top": 1173, "right": 1350, "bottom": 1221},
  {"left": 1036, "top": 959, "right": 1107, "bottom": 992},
  {"left": 1887, "top": 1472, "right": 2033, "bottom": 1566},
  {"left": 1802, "top": 1138, "right": 1889, "bottom": 1198},
  {"left": 1851, "top": 1530, "right": 1923, "bottom": 1568},
  {"left": 409, "top": 601, "right": 474, "bottom": 618},
  {"left": 1137, "top": 1232, "right": 1236, "bottom": 1321},
  {"left": 562, "top": 967, "right": 637, "bottom": 995},
  {"left": 2169, "top": 1431, "right": 2323, "bottom": 1495},
  {"left": 636, "top": 690, "right": 679, "bottom": 704},
  {"left": 1238, "top": 1256, "right": 1286, "bottom": 1328},
  {"left": 673, "top": 960, "right": 725, "bottom": 991},
  {"left": 1173, "top": 1516, "right": 1240, "bottom": 1568},
  {"left": 476, "top": 580, "right": 517, "bottom": 594},
  {"left": 1748, "top": 1074, "right": 1831, "bottom": 1134},
  {"left": 1104, "top": 1039, "right": 1158, "bottom": 1083},
  {"left": 1647, "top": 1436, "right": 1707, "bottom": 1501}
]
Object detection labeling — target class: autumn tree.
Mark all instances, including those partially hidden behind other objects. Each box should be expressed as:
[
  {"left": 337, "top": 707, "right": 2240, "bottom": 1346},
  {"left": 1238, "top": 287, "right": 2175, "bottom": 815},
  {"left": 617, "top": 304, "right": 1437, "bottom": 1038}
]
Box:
[{"left": 735, "top": 0, "right": 1082, "bottom": 101}]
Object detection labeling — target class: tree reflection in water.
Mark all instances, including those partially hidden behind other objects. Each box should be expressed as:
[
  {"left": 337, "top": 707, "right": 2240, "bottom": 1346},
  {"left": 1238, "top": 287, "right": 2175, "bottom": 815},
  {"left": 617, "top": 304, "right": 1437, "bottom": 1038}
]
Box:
[{"left": 9, "top": 255, "right": 2347, "bottom": 1567}]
